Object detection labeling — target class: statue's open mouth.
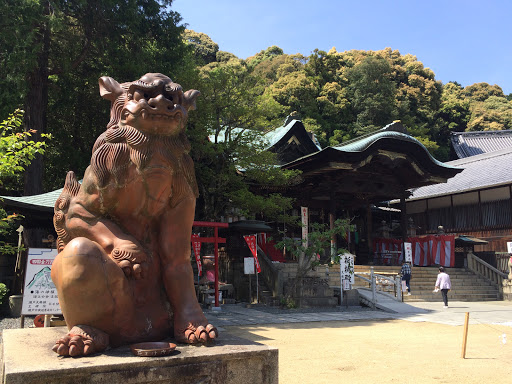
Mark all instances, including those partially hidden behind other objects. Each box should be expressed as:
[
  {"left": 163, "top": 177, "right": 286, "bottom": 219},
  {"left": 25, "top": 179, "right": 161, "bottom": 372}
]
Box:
[
  {"left": 126, "top": 108, "right": 183, "bottom": 122},
  {"left": 140, "top": 109, "right": 182, "bottom": 120}
]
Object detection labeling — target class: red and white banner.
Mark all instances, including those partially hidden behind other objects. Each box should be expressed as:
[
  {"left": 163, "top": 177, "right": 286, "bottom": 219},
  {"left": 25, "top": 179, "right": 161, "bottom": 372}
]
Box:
[
  {"left": 409, "top": 235, "right": 455, "bottom": 267},
  {"left": 191, "top": 234, "right": 202, "bottom": 276},
  {"left": 244, "top": 234, "right": 261, "bottom": 273},
  {"left": 373, "top": 235, "right": 455, "bottom": 267}
]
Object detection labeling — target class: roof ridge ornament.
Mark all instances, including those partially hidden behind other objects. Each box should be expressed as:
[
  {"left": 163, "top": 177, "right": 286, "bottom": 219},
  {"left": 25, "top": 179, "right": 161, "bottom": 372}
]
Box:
[{"left": 382, "top": 121, "right": 408, "bottom": 134}]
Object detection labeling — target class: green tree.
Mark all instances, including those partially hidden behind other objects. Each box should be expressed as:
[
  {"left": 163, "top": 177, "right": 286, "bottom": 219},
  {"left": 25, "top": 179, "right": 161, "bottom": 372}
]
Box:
[
  {"left": 0, "top": 109, "right": 49, "bottom": 190},
  {"left": 464, "top": 82, "right": 505, "bottom": 102},
  {"left": 1, "top": 109, "right": 49, "bottom": 254},
  {"left": 347, "top": 55, "right": 397, "bottom": 135},
  {"left": 187, "top": 57, "right": 297, "bottom": 222},
  {"left": 0, "top": 0, "right": 189, "bottom": 194},
  {"left": 274, "top": 219, "right": 349, "bottom": 307},
  {"left": 183, "top": 29, "right": 220, "bottom": 64},
  {"left": 462, "top": 83, "right": 512, "bottom": 132},
  {"left": 433, "top": 82, "right": 471, "bottom": 160}
]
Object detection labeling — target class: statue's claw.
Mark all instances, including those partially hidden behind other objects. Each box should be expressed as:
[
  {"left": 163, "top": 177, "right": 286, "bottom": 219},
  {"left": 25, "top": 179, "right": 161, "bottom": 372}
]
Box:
[
  {"left": 184, "top": 328, "right": 198, "bottom": 343},
  {"left": 112, "top": 244, "right": 147, "bottom": 279},
  {"left": 176, "top": 323, "right": 218, "bottom": 344},
  {"left": 52, "top": 325, "right": 109, "bottom": 357},
  {"left": 206, "top": 324, "right": 218, "bottom": 339},
  {"left": 195, "top": 325, "right": 208, "bottom": 343}
]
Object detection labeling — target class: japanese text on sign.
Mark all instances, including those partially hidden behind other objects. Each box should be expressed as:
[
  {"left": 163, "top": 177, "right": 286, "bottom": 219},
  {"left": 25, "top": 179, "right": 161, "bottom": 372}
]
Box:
[
  {"left": 339, "top": 253, "right": 355, "bottom": 290},
  {"left": 22, "top": 248, "right": 62, "bottom": 315}
]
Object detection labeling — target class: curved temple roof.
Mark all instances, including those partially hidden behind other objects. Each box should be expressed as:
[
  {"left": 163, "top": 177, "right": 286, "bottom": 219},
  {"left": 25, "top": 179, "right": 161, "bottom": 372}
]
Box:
[
  {"left": 284, "top": 121, "right": 460, "bottom": 183},
  {"left": 281, "top": 121, "right": 462, "bottom": 206}
]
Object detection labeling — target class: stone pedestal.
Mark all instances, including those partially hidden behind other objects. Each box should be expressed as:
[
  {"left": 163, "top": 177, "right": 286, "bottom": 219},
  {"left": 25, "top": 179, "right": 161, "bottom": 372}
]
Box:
[{"left": 1, "top": 327, "right": 278, "bottom": 384}]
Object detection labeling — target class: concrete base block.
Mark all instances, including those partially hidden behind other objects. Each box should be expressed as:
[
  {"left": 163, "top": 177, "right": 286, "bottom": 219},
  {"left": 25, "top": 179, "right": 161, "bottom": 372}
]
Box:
[{"left": 2, "top": 327, "right": 278, "bottom": 384}]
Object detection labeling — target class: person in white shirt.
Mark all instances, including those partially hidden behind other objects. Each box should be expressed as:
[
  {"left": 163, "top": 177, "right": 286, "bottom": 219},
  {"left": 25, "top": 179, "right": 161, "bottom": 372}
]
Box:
[{"left": 435, "top": 266, "right": 452, "bottom": 308}]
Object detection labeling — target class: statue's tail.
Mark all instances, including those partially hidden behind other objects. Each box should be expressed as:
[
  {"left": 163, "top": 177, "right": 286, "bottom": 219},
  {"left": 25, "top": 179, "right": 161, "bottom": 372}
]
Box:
[{"left": 53, "top": 171, "right": 81, "bottom": 252}]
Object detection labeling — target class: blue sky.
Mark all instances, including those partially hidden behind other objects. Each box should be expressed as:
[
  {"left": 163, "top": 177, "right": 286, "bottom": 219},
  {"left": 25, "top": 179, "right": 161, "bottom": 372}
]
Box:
[{"left": 172, "top": 0, "right": 511, "bottom": 95}]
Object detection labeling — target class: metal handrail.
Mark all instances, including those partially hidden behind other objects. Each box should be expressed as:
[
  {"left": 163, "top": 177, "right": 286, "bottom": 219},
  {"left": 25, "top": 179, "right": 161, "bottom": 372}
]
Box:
[{"left": 354, "top": 267, "right": 402, "bottom": 308}]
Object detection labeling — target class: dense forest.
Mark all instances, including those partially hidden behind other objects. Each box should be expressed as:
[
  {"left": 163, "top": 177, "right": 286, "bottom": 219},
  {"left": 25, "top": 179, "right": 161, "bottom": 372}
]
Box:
[
  {"left": 1, "top": 1, "right": 512, "bottom": 222},
  {"left": 184, "top": 30, "right": 512, "bottom": 160}
]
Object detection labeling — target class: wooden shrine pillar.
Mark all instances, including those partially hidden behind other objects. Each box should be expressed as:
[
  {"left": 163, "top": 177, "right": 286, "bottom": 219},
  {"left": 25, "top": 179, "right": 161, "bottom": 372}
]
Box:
[
  {"left": 366, "top": 203, "right": 373, "bottom": 254},
  {"left": 329, "top": 192, "right": 336, "bottom": 260}
]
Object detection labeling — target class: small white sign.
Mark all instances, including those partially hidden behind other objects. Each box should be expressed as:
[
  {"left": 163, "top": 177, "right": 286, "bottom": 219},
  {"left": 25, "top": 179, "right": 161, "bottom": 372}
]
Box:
[
  {"left": 404, "top": 242, "right": 413, "bottom": 263},
  {"left": 339, "top": 253, "right": 355, "bottom": 288},
  {"left": 22, "top": 248, "right": 62, "bottom": 315},
  {"left": 507, "top": 242, "right": 512, "bottom": 254},
  {"left": 244, "top": 257, "right": 255, "bottom": 274}
]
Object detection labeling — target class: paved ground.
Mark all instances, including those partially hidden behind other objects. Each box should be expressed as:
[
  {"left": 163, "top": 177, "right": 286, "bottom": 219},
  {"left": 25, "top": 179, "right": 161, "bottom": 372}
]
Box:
[
  {"left": 205, "top": 297, "right": 512, "bottom": 384},
  {"left": 204, "top": 292, "right": 512, "bottom": 329},
  {"left": 2, "top": 295, "right": 511, "bottom": 383}
]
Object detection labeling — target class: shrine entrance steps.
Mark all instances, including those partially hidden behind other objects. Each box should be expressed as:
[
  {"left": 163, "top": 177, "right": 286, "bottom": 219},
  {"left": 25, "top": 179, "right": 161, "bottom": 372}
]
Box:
[{"left": 353, "top": 265, "right": 501, "bottom": 302}]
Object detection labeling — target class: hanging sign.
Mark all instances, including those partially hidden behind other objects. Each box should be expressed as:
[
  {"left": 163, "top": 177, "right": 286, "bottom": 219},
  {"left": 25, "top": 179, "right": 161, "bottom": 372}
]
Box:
[
  {"left": 22, "top": 248, "right": 62, "bottom": 315},
  {"left": 244, "top": 235, "right": 261, "bottom": 273},
  {"left": 301, "top": 206, "right": 309, "bottom": 247},
  {"left": 191, "top": 234, "right": 202, "bottom": 276},
  {"left": 404, "top": 242, "right": 413, "bottom": 263}
]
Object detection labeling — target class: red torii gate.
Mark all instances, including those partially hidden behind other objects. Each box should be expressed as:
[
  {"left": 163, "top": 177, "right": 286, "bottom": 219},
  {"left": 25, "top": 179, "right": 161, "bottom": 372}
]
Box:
[{"left": 192, "top": 221, "right": 229, "bottom": 308}]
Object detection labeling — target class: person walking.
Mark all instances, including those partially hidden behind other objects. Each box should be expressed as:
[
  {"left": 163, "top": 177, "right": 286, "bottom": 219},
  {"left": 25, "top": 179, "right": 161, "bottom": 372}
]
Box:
[
  {"left": 400, "top": 261, "right": 412, "bottom": 295},
  {"left": 435, "top": 266, "right": 452, "bottom": 308}
]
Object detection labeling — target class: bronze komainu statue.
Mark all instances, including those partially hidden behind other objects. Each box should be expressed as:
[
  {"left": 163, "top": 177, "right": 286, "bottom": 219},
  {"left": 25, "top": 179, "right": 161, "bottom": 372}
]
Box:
[{"left": 51, "top": 73, "right": 217, "bottom": 357}]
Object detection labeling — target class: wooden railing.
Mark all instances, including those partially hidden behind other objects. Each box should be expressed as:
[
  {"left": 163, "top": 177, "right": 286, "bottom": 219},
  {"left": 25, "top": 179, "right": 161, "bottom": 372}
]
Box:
[{"left": 467, "top": 253, "right": 507, "bottom": 296}]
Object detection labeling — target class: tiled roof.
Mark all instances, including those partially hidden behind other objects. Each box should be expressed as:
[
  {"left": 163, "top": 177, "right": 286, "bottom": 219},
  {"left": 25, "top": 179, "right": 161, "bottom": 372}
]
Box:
[
  {"left": 1, "top": 188, "right": 62, "bottom": 212},
  {"left": 451, "top": 130, "right": 512, "bottom": 158},
  {"left": 407, "top": 147, "right": 512, "bottom": 201}
]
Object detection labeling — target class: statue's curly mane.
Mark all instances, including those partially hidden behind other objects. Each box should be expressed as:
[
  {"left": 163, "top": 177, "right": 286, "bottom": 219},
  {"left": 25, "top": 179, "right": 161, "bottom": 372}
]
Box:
[
  {"left": 89, "top": 81, "right": 198, "bottom": 197},
  {"left": 90, "top": 126, "right": 195, "bottom": 189}
]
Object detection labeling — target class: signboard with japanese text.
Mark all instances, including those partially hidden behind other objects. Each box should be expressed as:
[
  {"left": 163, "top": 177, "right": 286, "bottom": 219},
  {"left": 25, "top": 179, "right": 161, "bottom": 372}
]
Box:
[
  {"left": 404, "top": 242, "right": 413, "bottom": 263},
  {"left": 22, "top": 248, "right": 62, "bottom": 315},
  {"left": 339, "top": 253, "right": 355, "bottom": 290},
  {"left": 507, "top": 242, "right": 512, "bottom": 254},
  {"left": 301, "top": 206, "right": 309, "bottom": 247}
]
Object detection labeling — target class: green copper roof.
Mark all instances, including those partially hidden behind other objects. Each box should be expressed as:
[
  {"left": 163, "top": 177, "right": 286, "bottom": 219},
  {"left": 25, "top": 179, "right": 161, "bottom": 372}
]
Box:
[
  {"left": 1, "top": 188, "right": 62, "bottom": 212},
  {"left": 333, "top": 122, "right": 459, "bottom": 170}
]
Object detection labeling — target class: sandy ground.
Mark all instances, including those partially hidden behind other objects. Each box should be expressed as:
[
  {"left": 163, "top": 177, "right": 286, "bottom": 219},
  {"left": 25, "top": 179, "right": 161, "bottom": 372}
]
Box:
[{"left": 225, "top": 319, "right": 512, "bottom": 384}]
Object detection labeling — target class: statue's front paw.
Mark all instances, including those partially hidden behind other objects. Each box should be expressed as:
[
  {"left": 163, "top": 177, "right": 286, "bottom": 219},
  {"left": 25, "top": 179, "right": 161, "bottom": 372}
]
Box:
[
  {"left": 111, "top": 242, "right": 147, "bottom": 279},
  {"left": 52, "top": 325, "right": 109, "bottom": 357},
  {"left": 176, "top": 324, "right": 218, "bottom": 344}
]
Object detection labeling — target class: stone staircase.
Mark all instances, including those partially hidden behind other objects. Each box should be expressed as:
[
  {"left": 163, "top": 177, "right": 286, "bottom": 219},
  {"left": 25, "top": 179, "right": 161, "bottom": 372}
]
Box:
[{"left": 353, "top": 265, "right": 501, "bottom": 302}]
